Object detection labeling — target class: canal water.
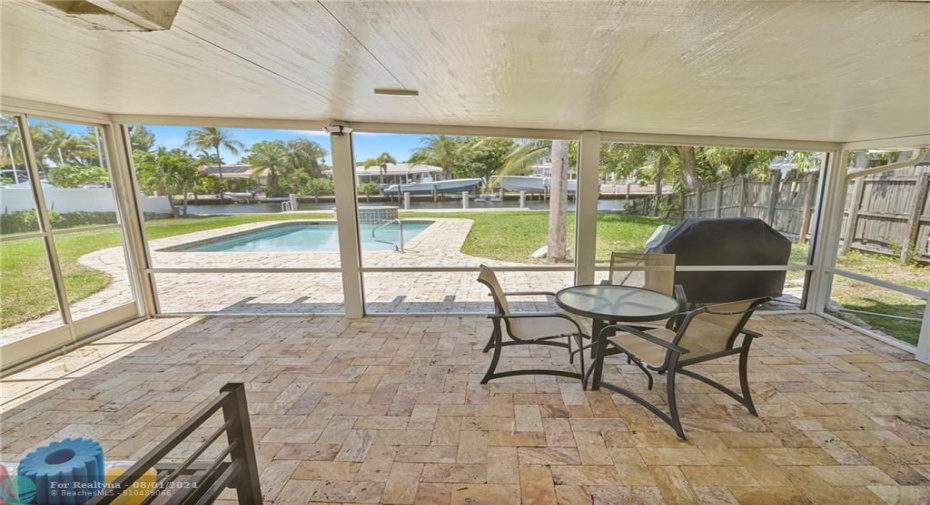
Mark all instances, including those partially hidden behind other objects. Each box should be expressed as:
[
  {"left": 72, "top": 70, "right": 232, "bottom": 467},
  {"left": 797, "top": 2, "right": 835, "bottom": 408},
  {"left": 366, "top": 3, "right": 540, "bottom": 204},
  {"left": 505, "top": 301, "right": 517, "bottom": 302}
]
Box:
[{"left": 184, "top": 198, "right": 631, "bottom": 215}]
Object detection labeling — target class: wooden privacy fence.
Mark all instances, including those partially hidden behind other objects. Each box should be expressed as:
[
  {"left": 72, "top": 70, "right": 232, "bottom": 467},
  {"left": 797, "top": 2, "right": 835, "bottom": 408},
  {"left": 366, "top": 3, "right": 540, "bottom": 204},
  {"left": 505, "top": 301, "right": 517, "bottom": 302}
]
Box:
[
  {"left": 630, "top": 169, "right": 930, "bottom": 261},
  {"left": 842, "top": 171, "right": 930, "bottom": 261}
]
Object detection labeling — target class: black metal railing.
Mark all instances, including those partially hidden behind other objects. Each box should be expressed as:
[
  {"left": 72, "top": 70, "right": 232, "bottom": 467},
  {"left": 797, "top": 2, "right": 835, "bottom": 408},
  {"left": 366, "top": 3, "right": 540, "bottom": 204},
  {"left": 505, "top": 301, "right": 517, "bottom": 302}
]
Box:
[{"left": 88, "top": 383, "right": 262, "bottom": 505}]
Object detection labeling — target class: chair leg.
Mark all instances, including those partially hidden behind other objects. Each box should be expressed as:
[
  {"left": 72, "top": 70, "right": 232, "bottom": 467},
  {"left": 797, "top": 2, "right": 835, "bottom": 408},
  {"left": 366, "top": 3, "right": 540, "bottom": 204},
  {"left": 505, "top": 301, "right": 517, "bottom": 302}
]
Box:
[
  {"left": 574, "top": 334, "right": 586, "bottom": 389},
  {"left": 482, "top": 330, "right": 494, "bottom": 353},
  {"left": 481, "top": 322, "right": 504, "bottom": 384},
  {"left": 739, "top": 345, "right": 757, "bottom": 416},
  {"left": 666, "top": 366, "right": 686, "bottom": 439},
  {"left": 628, "top": 355, "right": 654, "bottom": 390}
]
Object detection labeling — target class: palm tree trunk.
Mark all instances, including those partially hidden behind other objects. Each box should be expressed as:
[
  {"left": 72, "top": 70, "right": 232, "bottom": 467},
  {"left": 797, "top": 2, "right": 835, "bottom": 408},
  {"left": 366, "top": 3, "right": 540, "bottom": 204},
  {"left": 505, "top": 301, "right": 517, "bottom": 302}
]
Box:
[
  {"left": 548, "top": 140, "right": 569, "bottom": 263},
  {"left": 654, "top": 159, "right": 663, "bottom": 217},
  {"left": 677, "top": 146, "right": 699, "bottom": 191},
  {"left": 215, "top": 146, "right": 224, "bottom": 197}
]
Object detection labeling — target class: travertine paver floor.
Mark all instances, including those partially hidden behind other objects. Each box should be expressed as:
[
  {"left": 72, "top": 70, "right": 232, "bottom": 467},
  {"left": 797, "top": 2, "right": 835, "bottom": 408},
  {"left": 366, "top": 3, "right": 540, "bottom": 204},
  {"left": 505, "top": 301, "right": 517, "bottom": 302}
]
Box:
[{"left": 2, "top": 313, "right": 929, "bottom": 504}]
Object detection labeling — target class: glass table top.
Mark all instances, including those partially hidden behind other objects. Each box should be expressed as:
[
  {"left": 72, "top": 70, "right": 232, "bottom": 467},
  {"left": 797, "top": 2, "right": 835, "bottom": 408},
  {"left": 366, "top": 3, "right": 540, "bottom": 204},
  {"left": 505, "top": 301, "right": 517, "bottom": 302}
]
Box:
[{"left": 555, "top": 285, "right": 679, "bottom": 322}]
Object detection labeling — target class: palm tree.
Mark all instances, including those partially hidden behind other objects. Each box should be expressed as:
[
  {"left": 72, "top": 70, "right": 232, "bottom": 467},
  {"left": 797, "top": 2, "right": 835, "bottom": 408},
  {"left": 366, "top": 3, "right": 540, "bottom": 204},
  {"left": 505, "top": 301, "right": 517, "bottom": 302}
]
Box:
[
  {"left": 34, "top": 124, "right": 89, "bottom": 166},
  {"left": 243, "top": 140, "right": 289, "bottom": 196},
  {"left": 284, "top": 138, "right": 328, "bottom": 190},
  {"left": 135, "top": 147, "right": 201, "bottom": 216},
  {"left": 362, "top": 152, "right": 397, "bottom": 184},
  {"left": 409, "top": 135, "right": 465, "bottom": 179},
  {"left": 183, "top": 127, "right": 244, "bottom": 194},
  {"left": 127, "top": 125, "right": 156, "bottom": 153},
  {"left": 495, "top": 138, "right": 574, "bottom": 263},
  {"left": 547, "top": 140, "right": 571, "bottom": 262}
]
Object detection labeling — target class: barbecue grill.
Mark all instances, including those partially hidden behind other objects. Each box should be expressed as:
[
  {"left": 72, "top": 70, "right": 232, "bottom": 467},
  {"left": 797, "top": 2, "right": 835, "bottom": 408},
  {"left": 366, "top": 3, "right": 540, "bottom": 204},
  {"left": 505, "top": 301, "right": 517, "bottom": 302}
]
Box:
[{"left": 646, "top": 218, "right": 792, "bottom": 304}]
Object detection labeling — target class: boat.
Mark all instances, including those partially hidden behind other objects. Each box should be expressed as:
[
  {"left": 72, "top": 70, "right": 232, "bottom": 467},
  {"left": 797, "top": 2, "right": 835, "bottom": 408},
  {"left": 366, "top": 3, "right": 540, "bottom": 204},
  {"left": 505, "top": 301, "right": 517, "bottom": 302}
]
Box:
[
  {"left": 498, "top": 176, "right": 547, "bottom": 194},
  {"left": 474, "top": 194, "right": 502, "bottom": 203},
  {"left": 223, "top": 192, "right": 255, "bottom": 201},
  {"left": 497, "top": 176, "right": 579, "bottom": 195},
  {"left": 381, "top": 176, "right": 482, "bottom": 196}
]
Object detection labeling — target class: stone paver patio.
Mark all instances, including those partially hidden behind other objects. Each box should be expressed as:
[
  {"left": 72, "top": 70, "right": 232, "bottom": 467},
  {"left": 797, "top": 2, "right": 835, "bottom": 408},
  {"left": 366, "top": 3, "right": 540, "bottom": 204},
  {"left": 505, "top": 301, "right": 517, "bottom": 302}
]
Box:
[
  {"left": 1, "top": 312, "right": 929, "bottom": 504},
  {"left": 2, "top": 218, "right": 573, "bottom": 343}
]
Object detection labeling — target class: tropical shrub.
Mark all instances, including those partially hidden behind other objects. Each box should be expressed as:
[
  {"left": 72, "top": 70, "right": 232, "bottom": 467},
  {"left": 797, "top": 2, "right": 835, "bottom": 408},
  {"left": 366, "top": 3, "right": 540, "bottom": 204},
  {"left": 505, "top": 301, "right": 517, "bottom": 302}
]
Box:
[
  {"left": 48, "top": 165, "right": 109, "bottom": 188},
  {"left": 304, "top": 177, "right": 333, "bottom": 202},
  {"left": 358, "top": 181, "right": 380, "bottom": 201}
]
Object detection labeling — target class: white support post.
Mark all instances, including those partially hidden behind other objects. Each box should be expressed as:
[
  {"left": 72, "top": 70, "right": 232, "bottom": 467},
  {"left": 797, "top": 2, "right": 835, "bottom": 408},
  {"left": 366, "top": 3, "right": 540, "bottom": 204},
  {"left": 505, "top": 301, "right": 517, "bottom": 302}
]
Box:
[
  {"left": 575, "top": 130, "right": 600, "bottom": 286},
  {"left": 917, "top": 301, "right": 930, "bottom": 364},
  {"left": 330, "top": 125, "right": 365, "bottom": 318},
  {"left": 462, "top": 191, "right": 469, "bottom": 209},
  {"left": 808, "top": 150, "right": 847, "bottom": 314},
  {"left": 403, "top": 192, "right": 411, "bottom": 209},
  {"left": 107, "top": 123, "right": 157, "bottom": 317},
  {"left": 519, "top": 191, "right": 526, "bottom": 208}
]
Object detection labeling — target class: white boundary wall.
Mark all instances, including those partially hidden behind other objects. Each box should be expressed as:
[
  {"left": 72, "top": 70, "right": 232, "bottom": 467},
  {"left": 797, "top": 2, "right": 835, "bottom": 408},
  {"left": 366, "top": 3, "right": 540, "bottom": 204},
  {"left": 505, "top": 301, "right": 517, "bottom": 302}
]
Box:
[{"left": 1, "top": 188, "right": 171, "bottom": 214}]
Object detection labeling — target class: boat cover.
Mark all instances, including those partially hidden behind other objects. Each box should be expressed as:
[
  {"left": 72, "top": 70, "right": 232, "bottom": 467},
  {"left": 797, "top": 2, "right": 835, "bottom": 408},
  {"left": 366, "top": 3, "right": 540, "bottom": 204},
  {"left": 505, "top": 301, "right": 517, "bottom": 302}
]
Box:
[{"left": 646, "top": 217, "right": 792, "bottom": 304}]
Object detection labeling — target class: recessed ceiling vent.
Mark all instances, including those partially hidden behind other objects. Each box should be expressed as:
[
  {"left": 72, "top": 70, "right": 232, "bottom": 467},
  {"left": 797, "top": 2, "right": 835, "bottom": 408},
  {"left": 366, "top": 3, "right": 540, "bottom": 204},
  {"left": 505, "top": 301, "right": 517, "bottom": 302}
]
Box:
[
  {"left": 374, "top": 88, "right": 419, "bottom": 97},
  {"left": 35, "top": 0, "right": 182, "bottom": 32}
]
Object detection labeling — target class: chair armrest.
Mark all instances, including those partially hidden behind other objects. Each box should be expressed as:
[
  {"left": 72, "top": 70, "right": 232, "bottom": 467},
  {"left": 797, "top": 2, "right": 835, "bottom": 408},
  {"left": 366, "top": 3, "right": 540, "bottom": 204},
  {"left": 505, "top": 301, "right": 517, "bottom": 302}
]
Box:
[
  {"left": 502, "top": 291, "right": 556, "bottom": 297},
  {"left": 599, "top": 324, "right": 689, "bottom": 355},
  {"left": 491, "top": 312, "right": 587, "bottom": 335},
  {"left": 741, "top": 328, "right": 763, "bottom": 339}
]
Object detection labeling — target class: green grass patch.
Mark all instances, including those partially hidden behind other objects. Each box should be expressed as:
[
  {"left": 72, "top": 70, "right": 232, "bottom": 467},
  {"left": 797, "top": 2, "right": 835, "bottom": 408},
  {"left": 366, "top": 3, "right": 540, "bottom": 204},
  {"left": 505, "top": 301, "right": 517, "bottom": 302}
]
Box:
[
  {"left": 827, "top": 250, "right": 927, "bottom": 346},
  {"left": 1, "top": 229, "right": 123, "bottom": 327},
  {"left": 408, "top": 210, "right": 670, "bottom": 263}
]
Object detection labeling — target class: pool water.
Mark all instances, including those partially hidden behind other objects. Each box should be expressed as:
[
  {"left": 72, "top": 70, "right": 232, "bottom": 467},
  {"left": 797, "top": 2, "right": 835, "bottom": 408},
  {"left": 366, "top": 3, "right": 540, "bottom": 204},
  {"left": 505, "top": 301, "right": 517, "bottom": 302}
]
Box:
[{"left": 168, "top": 221, "right": 433, "bottom": 252}]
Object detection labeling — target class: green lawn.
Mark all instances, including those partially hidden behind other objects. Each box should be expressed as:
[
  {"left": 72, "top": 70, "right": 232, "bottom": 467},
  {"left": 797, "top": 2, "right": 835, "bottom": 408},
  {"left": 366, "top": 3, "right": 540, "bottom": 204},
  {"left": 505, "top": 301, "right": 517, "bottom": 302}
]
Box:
[
  {"left": 828, "top": 250, "right": 928, "bottom": 346},
  {"left": 1, "top": 211, "right": 925, "bottom": 347},
  {"left": 409, "top": 211, "right": 671, "bottom": 263}
]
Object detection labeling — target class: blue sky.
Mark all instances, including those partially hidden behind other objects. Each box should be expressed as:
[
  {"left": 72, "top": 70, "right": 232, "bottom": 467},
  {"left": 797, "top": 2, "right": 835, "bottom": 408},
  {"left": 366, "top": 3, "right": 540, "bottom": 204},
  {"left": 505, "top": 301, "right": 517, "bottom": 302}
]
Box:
[{"left": 142, "top": 125, "right": 428, "bottom": 166}]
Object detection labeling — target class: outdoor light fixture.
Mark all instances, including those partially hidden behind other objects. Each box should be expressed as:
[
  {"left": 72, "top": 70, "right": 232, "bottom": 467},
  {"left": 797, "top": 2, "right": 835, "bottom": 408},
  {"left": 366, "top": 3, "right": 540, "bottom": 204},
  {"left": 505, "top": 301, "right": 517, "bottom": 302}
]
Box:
[
  {"left": 373, "top": 88, "right": 419, "bottom": 96},
  {"left": 324, "top": 122, "right": 353, "bottom": 136}
]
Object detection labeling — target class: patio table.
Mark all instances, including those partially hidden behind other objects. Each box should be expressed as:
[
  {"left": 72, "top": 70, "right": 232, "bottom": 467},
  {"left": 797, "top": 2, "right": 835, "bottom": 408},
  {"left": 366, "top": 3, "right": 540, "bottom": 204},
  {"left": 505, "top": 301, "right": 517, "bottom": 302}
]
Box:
[{"left": 555, "top": 285, "right": 679, "bottom": 390}]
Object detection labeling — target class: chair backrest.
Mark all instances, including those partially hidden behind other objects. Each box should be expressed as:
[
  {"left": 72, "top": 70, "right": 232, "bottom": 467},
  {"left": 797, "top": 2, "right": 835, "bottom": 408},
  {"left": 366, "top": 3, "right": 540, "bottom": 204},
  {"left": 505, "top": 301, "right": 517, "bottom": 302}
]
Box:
[
  {"left": 608, "top": 252, "right": 676, "bottom": 297},
  {"left": 674, "top": 297, "right": 768, "bottom": 357},
  {"left": 477, "top": 265, "right": 509, "bottom": 314}
]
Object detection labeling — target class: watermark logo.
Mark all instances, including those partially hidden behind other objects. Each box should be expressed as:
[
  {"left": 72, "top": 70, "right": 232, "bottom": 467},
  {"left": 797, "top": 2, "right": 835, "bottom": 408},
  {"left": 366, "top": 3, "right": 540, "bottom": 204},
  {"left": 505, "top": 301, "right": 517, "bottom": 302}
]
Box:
[{"left": 0, "top": 475, "right": 37, "bottom": 505}]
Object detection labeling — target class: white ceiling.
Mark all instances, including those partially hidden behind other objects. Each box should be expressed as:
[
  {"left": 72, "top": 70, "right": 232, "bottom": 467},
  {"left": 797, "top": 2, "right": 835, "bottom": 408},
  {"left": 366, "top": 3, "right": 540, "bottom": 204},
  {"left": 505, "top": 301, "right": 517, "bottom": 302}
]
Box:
[{"left": 2, "top": 0, "right": 928, "bottom": 144}]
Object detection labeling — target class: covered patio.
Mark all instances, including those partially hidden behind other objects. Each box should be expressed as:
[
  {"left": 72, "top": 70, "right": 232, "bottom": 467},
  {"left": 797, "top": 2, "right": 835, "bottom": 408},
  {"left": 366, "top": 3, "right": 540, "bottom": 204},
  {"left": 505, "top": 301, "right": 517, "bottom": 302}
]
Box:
[
  {"left": 2, "top": 313, "right": 929, "bottom": 503},
  {"left": 2, "top": 0, "right": 929, "bottom": 503}
]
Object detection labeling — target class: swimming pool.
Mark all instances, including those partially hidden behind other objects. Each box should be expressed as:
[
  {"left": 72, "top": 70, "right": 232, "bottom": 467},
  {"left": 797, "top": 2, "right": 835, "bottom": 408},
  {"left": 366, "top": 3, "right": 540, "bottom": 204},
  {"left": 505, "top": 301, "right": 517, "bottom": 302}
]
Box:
[{"left": 164, "top": 221, "right": 433, "bottom": 252}]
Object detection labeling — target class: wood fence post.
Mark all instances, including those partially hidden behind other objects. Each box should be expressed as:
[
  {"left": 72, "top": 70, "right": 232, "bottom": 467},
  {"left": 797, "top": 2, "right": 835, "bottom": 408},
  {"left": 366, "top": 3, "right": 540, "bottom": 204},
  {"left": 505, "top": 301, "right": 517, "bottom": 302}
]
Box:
[
  {"left": 842, "top": 177, "right": 866, "bottom": 254},
  {"left": 714, "top": 181, "right": 723, "bottom": 218},
  {"left": 798, "top": 172, "right": 818, "bottom": 245},
  {"left": 738, "top": 176, "right": 747, "bottom": 217},
  {"left": 766, "top": 171, "right": 782, "bottom": 224},
  {"left": 695, "top": 185, "right": 703, "bottom": 218},
  {"left": 902, "top": 173, "right": 930, "bottom": 261}
]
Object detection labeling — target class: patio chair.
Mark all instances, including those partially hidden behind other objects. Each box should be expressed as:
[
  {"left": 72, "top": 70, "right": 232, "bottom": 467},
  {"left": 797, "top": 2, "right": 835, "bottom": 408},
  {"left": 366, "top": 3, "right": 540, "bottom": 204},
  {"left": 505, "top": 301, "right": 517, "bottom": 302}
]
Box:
[
  {"left": 602, "top": 252, "right": 686, "bottom": 312},
  {"left": 477, "top": 265, "right": 589, "bottom": 385},
  {"left": 585, "top": 252, "right": 688, "bottom": 361},
  {"left": 592, "top": 297, "right": 769, "bottom": 439}
]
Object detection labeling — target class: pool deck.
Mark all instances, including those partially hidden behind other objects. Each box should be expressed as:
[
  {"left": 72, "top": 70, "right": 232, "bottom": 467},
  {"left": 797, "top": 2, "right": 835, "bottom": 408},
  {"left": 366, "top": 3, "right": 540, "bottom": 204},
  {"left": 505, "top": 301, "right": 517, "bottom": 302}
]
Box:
[{"left": 2, "top": 218, "right": 572, "bottom": 342}]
